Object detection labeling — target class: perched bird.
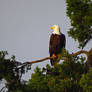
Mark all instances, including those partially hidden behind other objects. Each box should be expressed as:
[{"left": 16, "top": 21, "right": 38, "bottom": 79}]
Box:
[{"left": 49, "top": 25, "right": 66, "bottom": 66}]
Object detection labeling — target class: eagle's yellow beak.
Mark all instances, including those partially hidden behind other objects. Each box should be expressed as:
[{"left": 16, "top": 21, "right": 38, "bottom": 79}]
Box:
[{"left": 50, "top": 26, "right": 54, "bottom": 30}]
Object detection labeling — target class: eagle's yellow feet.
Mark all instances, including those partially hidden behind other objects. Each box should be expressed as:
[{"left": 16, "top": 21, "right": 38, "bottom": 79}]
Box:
[{"left": 52, "top": 54, "right": 56, "bottom": 58}]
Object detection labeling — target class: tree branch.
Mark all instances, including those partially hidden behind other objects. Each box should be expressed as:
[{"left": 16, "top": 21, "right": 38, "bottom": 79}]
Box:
[
  {"left": 70, "top": 50, "right": 89, "bottom": 57},
  {"left": 25, "top": 57, "right": 53, "bottom": 64},
  {"left": 16, "top": 56, "right": 54, "bottom": 69},
  {"left": 16, "top": 48, "right": 92, "bottom": 69},
  {"left": 18, "top": 50, "right": 89, "bottom": 66}
]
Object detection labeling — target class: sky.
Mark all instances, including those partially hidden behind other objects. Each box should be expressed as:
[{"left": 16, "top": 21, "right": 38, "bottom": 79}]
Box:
[{"left": 0, "top": 0, "right": 92, "bottom": 80}]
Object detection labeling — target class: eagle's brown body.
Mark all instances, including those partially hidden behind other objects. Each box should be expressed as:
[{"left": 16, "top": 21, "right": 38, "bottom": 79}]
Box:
[{"left": 49, "top": 33, "right": 66, "bottom": 66}]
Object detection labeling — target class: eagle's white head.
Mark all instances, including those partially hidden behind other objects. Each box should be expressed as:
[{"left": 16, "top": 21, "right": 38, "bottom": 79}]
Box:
[{"left": 50, "top": 25, "right": 61, "bottom": 35}]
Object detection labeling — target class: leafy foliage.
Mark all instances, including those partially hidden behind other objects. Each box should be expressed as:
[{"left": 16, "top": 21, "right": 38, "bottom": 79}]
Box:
[
  {"left": 80, "top": 68, "right": 92, "bottom": 92},
  {"left": 22, "top": 54, "right": 87, "bottom": 92},
  {"left": 66, "top": 0, "right": 92, "bottom": 48},
  {"left": 24, "top": 62, "right": 80, "bottom": 91},
  {"left": 0, "top": 51, "right": 91, "bottom": 92},
  {"left": 18, "top": 50, "right": 91, "bottom": 92},
  {"left": 0, "top": 51, "right": 31, "bottom": 92}
]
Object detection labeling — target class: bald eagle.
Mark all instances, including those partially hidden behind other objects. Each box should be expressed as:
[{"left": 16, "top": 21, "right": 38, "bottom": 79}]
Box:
[{"left": 49, "top": 25, "right": 66, "bottom": 66}]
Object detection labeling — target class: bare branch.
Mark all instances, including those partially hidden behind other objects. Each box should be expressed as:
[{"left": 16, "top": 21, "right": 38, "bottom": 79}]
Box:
[
  {"left": 70, "top": 50, "right": 89, "bottom": 57},
  {"left": 18, "top": 50, "right": 89, "bottom": 67},
  {"left": 16, "top": 56, "right": 54, "bottom": 69},
  {"left": 16, "top": 48, "right": 92, "bottom": 69},
  {"left": 25, "top": 57, "right": 53, "bottom": 64}
]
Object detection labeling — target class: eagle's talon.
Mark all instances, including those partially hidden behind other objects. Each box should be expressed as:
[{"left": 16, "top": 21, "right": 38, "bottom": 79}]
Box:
[{"left": 52, "top": 54, "right": 56, "bottom": 58}]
